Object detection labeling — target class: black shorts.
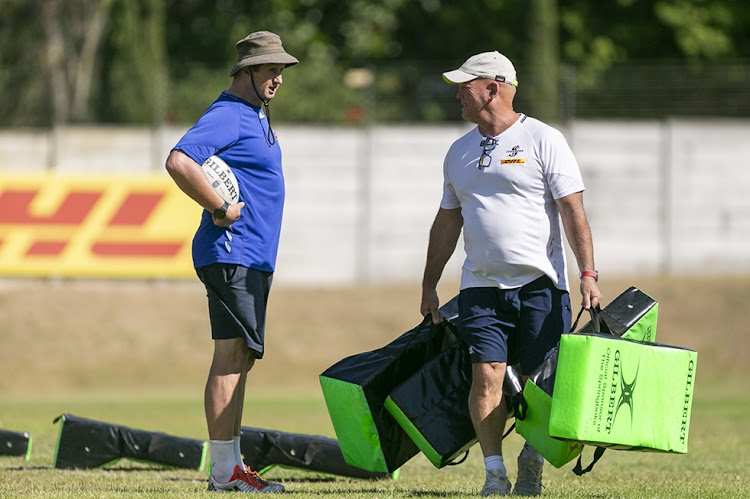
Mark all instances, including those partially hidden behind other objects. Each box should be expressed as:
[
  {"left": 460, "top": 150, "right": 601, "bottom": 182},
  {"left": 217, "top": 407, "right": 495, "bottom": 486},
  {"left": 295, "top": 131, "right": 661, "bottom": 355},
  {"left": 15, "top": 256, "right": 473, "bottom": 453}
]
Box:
[
  {"left": 196, "top": 263, "right": 273, "bottom": 359},
  {"left": 458, "top": 275, "right": 571, "bottom": 375}
]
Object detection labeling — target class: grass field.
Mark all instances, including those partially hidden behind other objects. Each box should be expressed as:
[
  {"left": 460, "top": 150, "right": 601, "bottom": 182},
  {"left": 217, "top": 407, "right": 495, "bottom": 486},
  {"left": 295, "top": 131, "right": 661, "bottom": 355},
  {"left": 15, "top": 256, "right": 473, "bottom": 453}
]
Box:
[{"left": 1, "top": 276, "right": 749, "bottom": 497}]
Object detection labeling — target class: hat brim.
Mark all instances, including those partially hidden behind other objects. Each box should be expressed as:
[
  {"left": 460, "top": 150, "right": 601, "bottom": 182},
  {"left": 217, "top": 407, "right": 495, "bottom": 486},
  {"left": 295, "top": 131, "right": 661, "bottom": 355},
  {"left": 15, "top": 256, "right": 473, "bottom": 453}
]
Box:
[
  {"left": 442, "top": 69, "right": 478, "bottom": 84},
  {"left": 229, "top": 52, "right": 299, "bottom": 76}
]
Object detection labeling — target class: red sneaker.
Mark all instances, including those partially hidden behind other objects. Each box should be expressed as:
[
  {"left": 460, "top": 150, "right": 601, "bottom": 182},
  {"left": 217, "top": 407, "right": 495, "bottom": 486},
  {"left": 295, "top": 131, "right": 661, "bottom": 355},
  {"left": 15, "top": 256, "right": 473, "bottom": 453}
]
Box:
[{"left": 208, "top": 465, "right": 285, "bottom": 493}]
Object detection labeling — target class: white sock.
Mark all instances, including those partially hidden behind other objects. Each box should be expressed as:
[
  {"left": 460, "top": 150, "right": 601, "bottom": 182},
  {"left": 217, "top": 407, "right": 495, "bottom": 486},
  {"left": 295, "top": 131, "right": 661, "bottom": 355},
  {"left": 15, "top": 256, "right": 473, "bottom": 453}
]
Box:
[
  {"left": 232, "top": 436, "right": 246, "bottom": 470},
  {"left": 520, "top": 441, "right": 544, "bottom": 463},
  {"left": 484, "top": 455, "right": 506, "bottom": 476},
  {"left": 210, "top": 440, "right": 237, "bottom": 482}
]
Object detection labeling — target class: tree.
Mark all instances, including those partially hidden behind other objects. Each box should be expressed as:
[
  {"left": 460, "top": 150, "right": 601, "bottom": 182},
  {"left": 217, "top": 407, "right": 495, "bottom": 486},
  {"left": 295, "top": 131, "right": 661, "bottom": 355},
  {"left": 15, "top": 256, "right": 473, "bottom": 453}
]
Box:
[
  {"left": 40, "top": 0, "right": 114, "bottom": 124},
  {"left": 0, "top": 1, "right": 49, "bottom": 126},
  {"left": 96, "top": 0, "right": 166, "bottom": 124},
  {"left": 527, "top": 0, "right": 561, "bottom": 123},
  {"left": 2, "top": 0, "right": 750, "bottom": 126},
  {"left": 161, "top": 0, "right": 408, "bottom": 123}
]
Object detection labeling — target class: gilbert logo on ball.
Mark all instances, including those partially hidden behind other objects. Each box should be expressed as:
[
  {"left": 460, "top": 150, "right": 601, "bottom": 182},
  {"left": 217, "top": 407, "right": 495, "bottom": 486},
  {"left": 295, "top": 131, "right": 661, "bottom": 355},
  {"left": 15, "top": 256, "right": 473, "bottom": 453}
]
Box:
[{"left": 202, "top": 155, "right": 240, "bottom": 204}]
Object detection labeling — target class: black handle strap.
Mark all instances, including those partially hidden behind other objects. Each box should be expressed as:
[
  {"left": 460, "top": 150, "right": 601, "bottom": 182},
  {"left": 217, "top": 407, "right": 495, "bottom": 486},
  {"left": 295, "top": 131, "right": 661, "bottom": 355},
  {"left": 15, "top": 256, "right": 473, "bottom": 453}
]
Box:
[
  {"left": 502, "top": 421, "right": 516, "bottom": 440},
  {"left": 447, "top": 418, "right": 517, "bottom": 469},
  {"left": 446, "top": 449, "right": 470, "bottom": 466},
  {"left": 508, "top": 391, "right": 529, "bottom": 421},
  {"left": 401, "top": 315, "right": 462, "bottom": 373},
  {"left": 442, "top": 319, "right": 459, "bottom": 335},
  {"left": 588, "top": 305, "right": 603, "bottom": 334},
  {"left": 571, "top": 305, "right": 609, "bottom": 334},
  {"left": 572, "top": 446, "right": 606, "bottom": 476},
  {"left": 417, "top": 313, "right": 433, "bottom": 331},
  {"left": 410, "top": 314, "right": 459, "bottom": 342},
  {"left": 571, "top": 306, "right": 586, "bottom": 332},
  {"left": 413, "top": 314, "right": 459, "bottom": 335},
  {"left": 402, "top": 314, "right": 436, "bottom": 350}
]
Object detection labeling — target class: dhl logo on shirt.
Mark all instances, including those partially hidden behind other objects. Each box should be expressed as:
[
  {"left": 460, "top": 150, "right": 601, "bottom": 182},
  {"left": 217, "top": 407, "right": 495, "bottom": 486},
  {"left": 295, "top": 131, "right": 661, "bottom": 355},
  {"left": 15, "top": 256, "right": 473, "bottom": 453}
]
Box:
[
  {"left": 501, "top": 159, "right": 526, "bottom": 165},
  {"left": 0, "top": 175, "right": 200, "bottom": 278}
]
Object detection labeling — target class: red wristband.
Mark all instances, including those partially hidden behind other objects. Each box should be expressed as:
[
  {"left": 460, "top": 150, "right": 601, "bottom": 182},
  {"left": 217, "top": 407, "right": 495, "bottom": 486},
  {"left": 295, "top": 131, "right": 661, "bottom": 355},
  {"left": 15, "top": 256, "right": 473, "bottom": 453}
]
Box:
[{"left": 580, "top": 270, "right": 598, "bottom": 281}]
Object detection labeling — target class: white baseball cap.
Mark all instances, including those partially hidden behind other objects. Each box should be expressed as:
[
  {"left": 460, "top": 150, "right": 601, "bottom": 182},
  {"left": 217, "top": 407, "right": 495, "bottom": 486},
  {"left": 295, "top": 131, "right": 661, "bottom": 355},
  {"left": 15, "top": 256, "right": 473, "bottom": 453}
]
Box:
[{"left": 442, "top": 51, "right": 518, "bottom": 86}]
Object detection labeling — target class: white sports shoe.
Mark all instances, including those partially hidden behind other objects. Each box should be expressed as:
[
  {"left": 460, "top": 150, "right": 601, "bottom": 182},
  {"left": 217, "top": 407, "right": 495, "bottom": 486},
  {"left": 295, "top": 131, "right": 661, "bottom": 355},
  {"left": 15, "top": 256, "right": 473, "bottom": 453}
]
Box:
[
  {"left": 480, "top": 468, "right": 512, "bottom": 496},
  {"left": 207, "top": 465, "right": 285, "bottom": 493},
  {"left": 513, "top": 452, "right": 544, "bottom": 496}
]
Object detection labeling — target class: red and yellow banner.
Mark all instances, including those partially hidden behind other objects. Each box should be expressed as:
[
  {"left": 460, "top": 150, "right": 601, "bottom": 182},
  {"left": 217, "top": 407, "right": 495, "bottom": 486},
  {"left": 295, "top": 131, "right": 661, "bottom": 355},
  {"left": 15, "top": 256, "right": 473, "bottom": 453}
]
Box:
[{"left": 0, "top": 174, "right": 201, "bottom": 278}]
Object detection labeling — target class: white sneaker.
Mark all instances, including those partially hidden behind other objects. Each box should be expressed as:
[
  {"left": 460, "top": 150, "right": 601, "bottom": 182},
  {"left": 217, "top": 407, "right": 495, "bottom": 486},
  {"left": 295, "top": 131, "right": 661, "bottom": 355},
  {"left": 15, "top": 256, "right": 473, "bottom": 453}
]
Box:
[
  {"left": 512, "top": 453, "right": 544, "bottom": 496},
  {"left": 208, "top": 465, "right": 285, "bottom": 493},
  {"left": 480, "top": 468, "right": 512, "bottom": 496}
]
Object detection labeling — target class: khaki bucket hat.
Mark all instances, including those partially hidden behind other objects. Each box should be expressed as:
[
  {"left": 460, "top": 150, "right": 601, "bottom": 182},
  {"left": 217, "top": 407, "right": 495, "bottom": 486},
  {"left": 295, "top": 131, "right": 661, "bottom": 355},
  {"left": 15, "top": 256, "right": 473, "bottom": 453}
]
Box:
[{"left": 229, "top": 31, "right": 299, "bottom": 77}]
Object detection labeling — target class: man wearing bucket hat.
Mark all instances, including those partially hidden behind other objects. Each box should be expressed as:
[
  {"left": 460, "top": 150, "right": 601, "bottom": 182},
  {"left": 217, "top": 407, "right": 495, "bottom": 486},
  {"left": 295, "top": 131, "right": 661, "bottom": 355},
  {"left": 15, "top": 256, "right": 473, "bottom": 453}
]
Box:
[
  {"left": 166, "top": 31, "right": 298, "bottom": 494},
  {"left": 420, "top": 51, "right": 601, "bottom": 496}
]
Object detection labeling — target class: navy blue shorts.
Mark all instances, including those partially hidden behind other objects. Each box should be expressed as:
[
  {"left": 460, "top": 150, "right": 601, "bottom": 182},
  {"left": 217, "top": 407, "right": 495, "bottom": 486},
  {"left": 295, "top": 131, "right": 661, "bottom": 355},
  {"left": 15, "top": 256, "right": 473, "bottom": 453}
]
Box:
[
  {"left": 458, "top": 275, "right": 571, "bottom": 375},
  {"left": 196, "top": 263, "right": 273, "bottom": 359}
]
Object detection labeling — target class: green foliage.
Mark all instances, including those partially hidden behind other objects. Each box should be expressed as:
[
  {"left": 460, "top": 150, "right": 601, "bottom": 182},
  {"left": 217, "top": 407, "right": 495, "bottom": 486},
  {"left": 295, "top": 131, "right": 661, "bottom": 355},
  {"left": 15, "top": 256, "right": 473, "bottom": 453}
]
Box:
[
  {"left": 97, "top": 0, "right": 167, "bottom": 124},
  {"left": 271, "top": 56, "right": 364, "bottom": 124},
  {"left": 3, "top": 0, "right": 750, "bottom": 126},
  {"left": 165, "top": 64, "right": 227, "bottom": 124},
  {"left": 0, "top": 1, "right": 50, "bottom": 126},
  {"left": 655, "top": 0, "right": 734, "bottom": 58},
  {"left": 557, "top": 0, "right": 747, "bottom": 92}
]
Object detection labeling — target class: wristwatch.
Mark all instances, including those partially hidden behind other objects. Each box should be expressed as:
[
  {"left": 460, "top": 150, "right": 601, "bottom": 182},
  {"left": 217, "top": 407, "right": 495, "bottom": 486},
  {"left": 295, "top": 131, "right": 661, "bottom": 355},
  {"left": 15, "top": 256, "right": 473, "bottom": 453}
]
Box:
[
  {"left": 212, "top": 201, "right": 230, "bottom": 220},
  {"left": 579, "top": 270, "right": 599, "bottom": 282}
]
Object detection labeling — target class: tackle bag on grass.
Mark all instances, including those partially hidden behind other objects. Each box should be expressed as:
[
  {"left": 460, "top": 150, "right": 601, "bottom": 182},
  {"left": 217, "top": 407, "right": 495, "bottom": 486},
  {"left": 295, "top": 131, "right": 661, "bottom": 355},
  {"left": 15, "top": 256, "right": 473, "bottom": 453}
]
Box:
[
  {"left": 0, "top": 429, "right": 32, "bottom": 459},
  {"left": 319, "top": 296, "right": 459, "bottom": 473},
  {"left": 549, "top": 333, "right": 697, "bottom": 453},
  {"left": 515, "top": 286, "right": 659, "bottom": 468},
  {"left": 240, "top": 426, "right": 395, "bottom": 479},
  {"left": 53, "top": 414, "right": 208, "bottom": 470}
]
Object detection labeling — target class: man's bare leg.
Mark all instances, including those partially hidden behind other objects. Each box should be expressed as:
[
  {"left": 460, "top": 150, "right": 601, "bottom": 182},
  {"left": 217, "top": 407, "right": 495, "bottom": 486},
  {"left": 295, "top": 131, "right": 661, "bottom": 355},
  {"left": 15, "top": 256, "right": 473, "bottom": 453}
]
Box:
[{"left": 470, "top": 361, "right": 511, "bottom": 496}]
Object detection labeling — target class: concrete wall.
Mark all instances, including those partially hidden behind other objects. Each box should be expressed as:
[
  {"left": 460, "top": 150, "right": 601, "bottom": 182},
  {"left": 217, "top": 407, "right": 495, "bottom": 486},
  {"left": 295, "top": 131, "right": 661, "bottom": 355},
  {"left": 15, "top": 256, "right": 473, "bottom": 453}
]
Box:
[{"left": 2, "top": 119, "right": 748, "bottom": 284}]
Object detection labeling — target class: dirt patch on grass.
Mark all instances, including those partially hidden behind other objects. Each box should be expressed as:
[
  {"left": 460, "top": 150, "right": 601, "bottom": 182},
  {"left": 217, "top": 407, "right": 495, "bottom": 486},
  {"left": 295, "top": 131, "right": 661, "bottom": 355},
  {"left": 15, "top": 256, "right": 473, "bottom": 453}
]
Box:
[{"left": 0, "top": 276, "right": 747, "bottom": 395}]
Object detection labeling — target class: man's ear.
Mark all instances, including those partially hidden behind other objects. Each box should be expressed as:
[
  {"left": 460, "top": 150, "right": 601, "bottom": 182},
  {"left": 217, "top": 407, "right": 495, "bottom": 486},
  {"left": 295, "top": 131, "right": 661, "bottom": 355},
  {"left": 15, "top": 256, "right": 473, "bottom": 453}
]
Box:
[{"left": 487, "top": 80, "right": 500, "bottom": 98}]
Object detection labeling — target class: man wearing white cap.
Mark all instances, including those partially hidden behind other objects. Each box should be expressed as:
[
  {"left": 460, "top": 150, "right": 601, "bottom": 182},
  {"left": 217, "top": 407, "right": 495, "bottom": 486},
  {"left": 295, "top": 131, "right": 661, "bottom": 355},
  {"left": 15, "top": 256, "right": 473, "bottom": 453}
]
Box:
[
  {"left": 420, "top": 51, "right": 602, "bottom": 496},
  {"left": 166, "top": 31, "right": 298, "bottom": 494}
]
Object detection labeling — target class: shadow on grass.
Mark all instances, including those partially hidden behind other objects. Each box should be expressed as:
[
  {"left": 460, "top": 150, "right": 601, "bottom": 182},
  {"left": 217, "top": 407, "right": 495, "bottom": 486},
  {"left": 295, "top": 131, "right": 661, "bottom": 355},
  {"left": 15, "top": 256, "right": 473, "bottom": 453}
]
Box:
[
  {"left": 267, "top": 476, "right": 338, "bottom": 483},
  {"left": 102, "top": 465, "right": 198, "bottom": 472},
  {"left": 2, "top": 465, "right": 52, "bottom": 471}
]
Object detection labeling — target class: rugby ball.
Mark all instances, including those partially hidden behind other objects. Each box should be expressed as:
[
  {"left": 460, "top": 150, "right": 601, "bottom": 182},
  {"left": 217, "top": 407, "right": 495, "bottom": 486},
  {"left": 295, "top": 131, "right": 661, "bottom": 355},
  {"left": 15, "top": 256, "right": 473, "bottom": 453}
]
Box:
[{"left": 202, "top": 155, "right": 240, "bottom": 204}]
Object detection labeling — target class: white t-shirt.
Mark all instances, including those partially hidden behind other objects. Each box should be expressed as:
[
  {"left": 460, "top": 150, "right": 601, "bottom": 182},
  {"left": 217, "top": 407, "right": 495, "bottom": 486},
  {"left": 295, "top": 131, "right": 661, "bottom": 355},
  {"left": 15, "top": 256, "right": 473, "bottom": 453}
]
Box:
[{"left": 441, "top": 114, "right": 584, "bottom": 291}]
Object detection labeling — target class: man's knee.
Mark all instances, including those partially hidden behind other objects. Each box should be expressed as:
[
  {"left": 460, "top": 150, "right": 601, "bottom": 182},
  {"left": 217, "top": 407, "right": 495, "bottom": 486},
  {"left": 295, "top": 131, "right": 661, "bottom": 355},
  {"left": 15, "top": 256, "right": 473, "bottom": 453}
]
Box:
[
  {"left": 211, "top": 339, "right": 253, "bottom": 373},
  {"left": 472, "top": 362, "right": 507, "bottom": 392}
]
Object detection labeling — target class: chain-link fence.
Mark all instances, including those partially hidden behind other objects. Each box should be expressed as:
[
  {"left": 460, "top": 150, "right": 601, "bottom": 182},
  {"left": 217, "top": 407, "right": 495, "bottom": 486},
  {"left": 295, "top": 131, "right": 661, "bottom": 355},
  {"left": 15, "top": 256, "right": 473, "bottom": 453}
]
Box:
[
  {"left": 363, "top": 60, "right": 750, "bottom": 123},
  {"left": 568, "top": 61, "right": 750, "bottom": 120}
]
